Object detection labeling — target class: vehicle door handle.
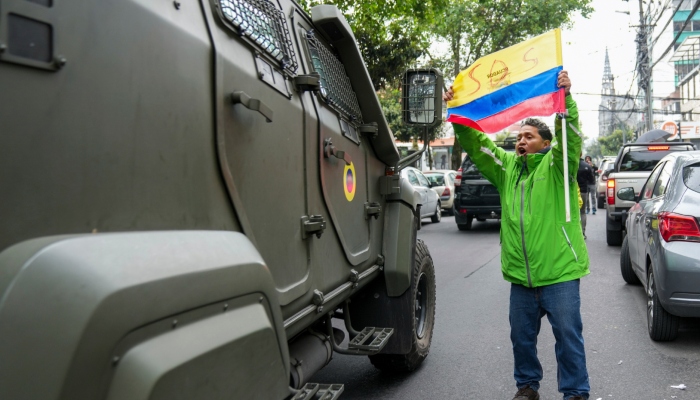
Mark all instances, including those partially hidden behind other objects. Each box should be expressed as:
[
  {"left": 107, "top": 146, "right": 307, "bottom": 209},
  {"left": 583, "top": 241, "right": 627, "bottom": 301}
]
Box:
[
  {"left": 231, "top": 91, "right": 273, "bottom": 123},
  {"left": 324, "top": 138, "right": 352, "bottom": 165}
]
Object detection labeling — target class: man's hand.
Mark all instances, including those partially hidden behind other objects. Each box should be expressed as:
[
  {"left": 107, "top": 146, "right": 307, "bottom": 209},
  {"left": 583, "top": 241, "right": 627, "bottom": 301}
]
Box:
[
  {"left": 558, "top": 70, "right": 571, "bottom": 95},
  {"left": 443, "top": 86, "right": 454, "bottom": 102}
]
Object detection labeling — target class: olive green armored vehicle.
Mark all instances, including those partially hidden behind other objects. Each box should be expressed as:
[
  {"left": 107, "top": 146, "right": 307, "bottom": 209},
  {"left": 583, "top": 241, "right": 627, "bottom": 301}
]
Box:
[{"left": 0, "top": 1, "right": 442, "bottom": 399}]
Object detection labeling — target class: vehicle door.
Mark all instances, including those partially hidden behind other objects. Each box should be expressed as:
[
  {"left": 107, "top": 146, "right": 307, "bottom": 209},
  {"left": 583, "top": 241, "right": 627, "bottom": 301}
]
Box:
[
  {"left": 640, "top": 160, "right": 675, "bottom": 266},
  {"left": 629, "top": 163, "right": 664, "bottom": 270},
  {"left": 292, "top": 14, "right": 373, "bottom": 266},
  {"left": 204, "top": 0, "right": 311, "bottom": 305},
  {"left": 415, "top": 170, "right": 436, "bottom": 217}
]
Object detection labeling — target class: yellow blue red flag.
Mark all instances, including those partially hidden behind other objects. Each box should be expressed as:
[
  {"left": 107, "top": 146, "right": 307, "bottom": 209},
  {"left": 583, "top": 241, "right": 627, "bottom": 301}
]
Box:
[{"left": 446, "top": 29, "right": 565, "bottom": 133}]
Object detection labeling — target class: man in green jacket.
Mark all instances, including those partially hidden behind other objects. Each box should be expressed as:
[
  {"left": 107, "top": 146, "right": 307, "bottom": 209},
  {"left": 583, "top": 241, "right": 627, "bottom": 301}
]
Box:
[{"left": 444, "top": 71, "right": 590, "bottom": 400}]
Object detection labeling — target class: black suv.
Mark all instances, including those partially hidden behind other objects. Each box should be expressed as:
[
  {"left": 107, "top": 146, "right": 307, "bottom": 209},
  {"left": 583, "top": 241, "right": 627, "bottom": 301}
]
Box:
[{"left": 454, "top": 139, "right": 516, "bottom": 230}]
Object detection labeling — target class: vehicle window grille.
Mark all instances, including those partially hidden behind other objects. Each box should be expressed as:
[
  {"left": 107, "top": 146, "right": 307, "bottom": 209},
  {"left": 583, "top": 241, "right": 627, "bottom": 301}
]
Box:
[
  {"left": 218, "top": 0, "right": 298, "bottom": 75},
  {"left": 305, "top": 31, "right": 363, "bottom": 123}
]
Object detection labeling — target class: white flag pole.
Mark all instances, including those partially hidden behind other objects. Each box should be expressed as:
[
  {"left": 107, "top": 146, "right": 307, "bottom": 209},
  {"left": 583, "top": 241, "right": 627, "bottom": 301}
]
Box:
[{"left": 562, "top": 111, "right": 571, "bottom": 222}]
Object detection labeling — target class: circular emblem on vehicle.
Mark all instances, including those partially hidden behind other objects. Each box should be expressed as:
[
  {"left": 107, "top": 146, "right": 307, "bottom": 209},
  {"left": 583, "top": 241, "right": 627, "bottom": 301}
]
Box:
[{"left": 344, "top": 162, "right": 356, "bottom": 201}]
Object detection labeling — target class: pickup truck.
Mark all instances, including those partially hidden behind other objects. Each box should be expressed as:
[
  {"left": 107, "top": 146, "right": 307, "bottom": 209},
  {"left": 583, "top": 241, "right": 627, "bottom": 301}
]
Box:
[{"left": 605, "top": 142, "right": 697, "bottom": 245}]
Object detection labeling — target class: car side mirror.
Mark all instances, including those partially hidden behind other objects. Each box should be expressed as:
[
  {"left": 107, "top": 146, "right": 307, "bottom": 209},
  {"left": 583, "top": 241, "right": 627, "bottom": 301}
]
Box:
[
  {"left": 402, "top": 69, "right": 443, "bottom": 126},
  {"left": 617, "top": 187, "right": 637, "bottom": 202}
]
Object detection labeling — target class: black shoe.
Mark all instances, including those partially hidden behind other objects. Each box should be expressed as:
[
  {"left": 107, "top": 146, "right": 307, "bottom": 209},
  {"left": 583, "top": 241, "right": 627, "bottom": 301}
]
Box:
[
  {"left": 566, "top": 397, "right": 587, "bottom": 400},
  {"left": 512, "top": 386, "right": 540, "bottom": 400}
]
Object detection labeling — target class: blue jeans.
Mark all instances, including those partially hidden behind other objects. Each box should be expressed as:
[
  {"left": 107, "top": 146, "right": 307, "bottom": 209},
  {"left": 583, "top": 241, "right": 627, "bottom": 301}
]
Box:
[
  {"left": 586, "top": 185, "right": 596, "bottom": 212},
  {"left": 510, "top": 280, "right": 590, "bottom": 399}
]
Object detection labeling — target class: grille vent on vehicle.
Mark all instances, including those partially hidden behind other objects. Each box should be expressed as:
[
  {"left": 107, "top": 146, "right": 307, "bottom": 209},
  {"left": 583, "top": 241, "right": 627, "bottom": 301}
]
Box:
[
  {"left": 305, "top": 30, "right": 363, "bottom": 124},
  {"left": 218, "top": 0, "right": 298, "bottom": 75}
]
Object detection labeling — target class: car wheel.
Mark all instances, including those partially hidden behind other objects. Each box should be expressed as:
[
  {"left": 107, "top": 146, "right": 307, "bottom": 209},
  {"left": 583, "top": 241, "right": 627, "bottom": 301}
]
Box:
[
  {"left": 476, "top": 217, "right": 486, "bottom": 222},
  {"left": 369, "top": 239, "right": 436, "bottom": 371},
  {"left": 647, "top": 266, "right": 679, "bottom": 341},
  {"left": 620, "top": 236, "right": 640, "bottom": 285},
  {"left": 597, "top": 197, "right": 605, "bottom": 209},
  {"left": 430, "top": 202, "right": 441, "bottom": 223},
  {"left": 457, "top": 216, "right": 473, "bottom": 231},
  {"left": 606, "top": 227, "right": 622, "bottom": 246}
]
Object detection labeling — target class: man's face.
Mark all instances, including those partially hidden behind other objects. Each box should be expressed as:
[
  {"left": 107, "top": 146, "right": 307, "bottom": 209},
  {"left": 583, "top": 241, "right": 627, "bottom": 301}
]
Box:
[{"left": 516, "top": 125, "right": 550, "bottom": 155}]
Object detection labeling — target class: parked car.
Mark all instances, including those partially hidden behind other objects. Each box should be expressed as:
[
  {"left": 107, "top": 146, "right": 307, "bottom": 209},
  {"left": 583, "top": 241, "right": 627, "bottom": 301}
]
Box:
[
  {"left": 454, "top": 139, "right": 516, "bottom": 230},
  {"left": 606, "top": 142, "right": 696, "bottom": 246},
  {"left": 424, "top": 170, "right": 457, "bottom": 215},
  {"left": 619, "top": 151, "right": 700, "bottom": 341},
  {"left": 596, "top": 157, "right": 617, "bottom": 209},
  {"left": 400, "top": 167, "right": 442, "bottom": 224}
]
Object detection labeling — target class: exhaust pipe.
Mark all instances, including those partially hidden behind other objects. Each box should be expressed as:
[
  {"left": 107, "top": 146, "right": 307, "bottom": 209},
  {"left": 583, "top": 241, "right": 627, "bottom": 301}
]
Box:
[{"left": 289, "top": 328, "right": 345, "bottom": 389}]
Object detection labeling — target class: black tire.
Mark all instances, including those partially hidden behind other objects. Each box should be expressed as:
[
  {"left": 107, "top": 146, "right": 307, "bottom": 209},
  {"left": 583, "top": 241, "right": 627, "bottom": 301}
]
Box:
[
  {"left": 369, "top": 239, "right": 436, "bottom": 372},
  {"left": 457, "top": 216, "right": 473, "bottom": 231},
  {"left": 620, "top": 237, "right": 640, "bottom": 285},
  {"left": 430, "top": 202, "right": 441, "bottom": 223},
  {"left": 597, "top": 197, "right": 605, "bottom": 210},
  {"left": 476, "top": 217, "right": 486, "bottom": 222},
  {"left": 606, "top": 227, "right": 622, "bottom": 246},
  {"left": 647, "top": 266, "right": 679, "bottom": 341}
]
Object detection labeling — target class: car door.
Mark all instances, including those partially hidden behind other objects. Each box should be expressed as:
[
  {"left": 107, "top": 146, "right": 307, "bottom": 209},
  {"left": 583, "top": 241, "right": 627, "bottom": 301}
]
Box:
[
  {"left": 629, "top": 163, "right": 664, "bottom": 270},
  {"left": 640, "top": 160, "right": 675, "bottom": 269},
  {"left": 415, "top": 170, "right": 436, "bottom": 217},
  {"left": 292, "top": 11, "right": 374, "bottom": 267}
]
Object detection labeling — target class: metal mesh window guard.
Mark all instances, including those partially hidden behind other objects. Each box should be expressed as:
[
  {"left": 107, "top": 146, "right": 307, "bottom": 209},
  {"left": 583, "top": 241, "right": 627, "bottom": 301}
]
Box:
[
  {"left": 402, "top": 73, "right": 437, "bottom": 125},
  {"left": 219, "top": 0, "right": 298, "bottom": 75},
  {"left": 305, "top": 31, "right": 363, "bottom": 124}
]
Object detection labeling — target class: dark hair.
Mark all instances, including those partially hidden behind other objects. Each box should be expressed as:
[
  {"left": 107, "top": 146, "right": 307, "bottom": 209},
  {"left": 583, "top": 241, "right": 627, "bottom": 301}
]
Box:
[
  {"left": 521, "top": 118, "right": 552, "bottom": 142},
  {"left": 585, "top": 155, "right": 592, "bottom": 162}
]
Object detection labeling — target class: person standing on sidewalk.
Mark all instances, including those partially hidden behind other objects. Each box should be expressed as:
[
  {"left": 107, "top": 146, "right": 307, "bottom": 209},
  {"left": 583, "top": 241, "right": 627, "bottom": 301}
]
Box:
[
  {"left": 444, "top": 71, "right": 590, "bottom": 400},
  {"left": 577, "top": 156, "right": 596, "bottom": 239},
  {"left": 584, "top": 156, "right": 597, "bottom": 214}
]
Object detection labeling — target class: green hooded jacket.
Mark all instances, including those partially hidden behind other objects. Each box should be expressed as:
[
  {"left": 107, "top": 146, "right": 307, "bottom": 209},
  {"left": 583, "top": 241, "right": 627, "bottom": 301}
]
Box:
[{"left": 453, "top": 95, "right": 590, "bottom": 287}]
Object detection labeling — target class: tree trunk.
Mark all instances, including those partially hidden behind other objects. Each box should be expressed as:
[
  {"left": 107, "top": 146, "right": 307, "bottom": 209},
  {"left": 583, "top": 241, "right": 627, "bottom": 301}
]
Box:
[{"left": 450, "top": 26, "right": 463, "bottom": 171}]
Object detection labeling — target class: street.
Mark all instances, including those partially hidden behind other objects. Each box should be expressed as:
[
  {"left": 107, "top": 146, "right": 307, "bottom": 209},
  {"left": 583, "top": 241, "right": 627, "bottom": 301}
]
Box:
[{"left": 315, "top": 213, "right": 700, "bottom": 399}]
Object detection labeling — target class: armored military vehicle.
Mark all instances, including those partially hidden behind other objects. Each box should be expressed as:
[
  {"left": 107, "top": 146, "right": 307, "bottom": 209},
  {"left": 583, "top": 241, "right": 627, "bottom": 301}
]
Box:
[{"left": 0, "top": 1, "right": 442, "bottom": 399}]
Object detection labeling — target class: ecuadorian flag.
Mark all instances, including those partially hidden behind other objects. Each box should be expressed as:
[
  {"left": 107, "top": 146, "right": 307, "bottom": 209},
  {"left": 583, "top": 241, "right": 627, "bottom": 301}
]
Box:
[{"left": 446, "top": 29, "right": 565, "bottom": 133}]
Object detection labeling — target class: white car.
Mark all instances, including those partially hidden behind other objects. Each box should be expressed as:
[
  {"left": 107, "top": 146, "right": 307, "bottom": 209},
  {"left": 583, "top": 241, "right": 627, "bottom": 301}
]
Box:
[
  {"left": 400, "top": 167, "right": 441, "bottom": 224},
  {"left": 423, "top": 170, "right": 457, "bottom": 215}
]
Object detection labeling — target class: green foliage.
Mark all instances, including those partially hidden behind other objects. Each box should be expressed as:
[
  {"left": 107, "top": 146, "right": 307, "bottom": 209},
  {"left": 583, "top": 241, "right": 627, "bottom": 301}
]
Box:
[{"left": 598, "top": 128, "right": 631, "bottom": 156}]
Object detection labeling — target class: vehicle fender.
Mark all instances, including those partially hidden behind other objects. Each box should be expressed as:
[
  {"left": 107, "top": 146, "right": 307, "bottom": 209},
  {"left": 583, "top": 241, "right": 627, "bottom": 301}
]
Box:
[
  {"left": 382, "top": 176, "right": 420, "bottom": 296},
  {"left": 0, "top": 231, "right": 289, "bottom": 400}
]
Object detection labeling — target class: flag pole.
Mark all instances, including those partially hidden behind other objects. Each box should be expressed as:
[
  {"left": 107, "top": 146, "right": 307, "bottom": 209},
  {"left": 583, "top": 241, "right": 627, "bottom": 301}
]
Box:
[{"left": 561, "top": 103, "right": 571, "bottom": 223}]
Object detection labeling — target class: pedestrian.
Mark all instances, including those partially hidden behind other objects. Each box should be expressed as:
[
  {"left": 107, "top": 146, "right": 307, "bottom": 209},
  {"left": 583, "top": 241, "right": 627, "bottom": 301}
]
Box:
[
  {"left": 444, "top": 71, "right": 590, "bottom": 400},
  {"left": 584, "top": 156, "right": 597, "bottom": 214},
  {"left": 577, "top": 155, "right": 595, "bottom": 239}
]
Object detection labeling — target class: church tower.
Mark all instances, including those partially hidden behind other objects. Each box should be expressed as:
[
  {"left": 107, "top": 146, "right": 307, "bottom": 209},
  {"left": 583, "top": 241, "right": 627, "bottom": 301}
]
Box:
[{"left": 599, "top": 48, "right": 616, "bottom": 136}]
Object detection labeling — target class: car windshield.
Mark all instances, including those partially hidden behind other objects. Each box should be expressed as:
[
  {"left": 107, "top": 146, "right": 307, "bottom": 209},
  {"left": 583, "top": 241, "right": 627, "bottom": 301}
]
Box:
[
  {"left": 619, "top": 149, "right": 684, "bottom": 172},
  {"left": 461, "top": 156, "right": 481, "bottom": 176},
  {"left": 425, "top": 174, "right": 445, "bottom": 186},
  {"left": 684, "top": 162, "right": 700, "bottom": 194}
]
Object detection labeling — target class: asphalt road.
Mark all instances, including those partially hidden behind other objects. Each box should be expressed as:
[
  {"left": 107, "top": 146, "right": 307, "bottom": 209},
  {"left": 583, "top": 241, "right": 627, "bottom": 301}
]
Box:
[{"left": 314, "top": 211, "right": 700, "bottom": 399}]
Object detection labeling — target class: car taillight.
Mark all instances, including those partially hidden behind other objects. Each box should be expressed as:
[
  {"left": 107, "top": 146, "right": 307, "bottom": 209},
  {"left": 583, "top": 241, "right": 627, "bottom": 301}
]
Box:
[
  {"left": 455, "top": 168, "right": 462, "bottom": 187},
  {"left": 658, "top": 212, "right": 700, "bottom": 242},
  {"left": 442, "top": 187, "right": 450, "bottom": 196},
  {"left": 607, "top": 179, "right": 615, "bottom": 205}
]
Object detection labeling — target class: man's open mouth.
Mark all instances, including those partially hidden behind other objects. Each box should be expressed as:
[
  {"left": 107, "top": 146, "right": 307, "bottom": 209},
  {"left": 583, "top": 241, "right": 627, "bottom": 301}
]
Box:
[{"left": 518, "top": 147, "right": 527, "bottom": 155}]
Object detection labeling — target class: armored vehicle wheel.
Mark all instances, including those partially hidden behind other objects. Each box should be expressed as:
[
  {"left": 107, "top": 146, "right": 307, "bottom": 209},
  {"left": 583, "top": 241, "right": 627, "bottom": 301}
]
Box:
[
  {"left": 620, "top": 237, "right": 640, "bottom": 285},
  {"left": 430, "top": 202, "right": 441, "bottom": 223},
  {"left": 369, "top": 239, "right": 435, "bottom": 372}
]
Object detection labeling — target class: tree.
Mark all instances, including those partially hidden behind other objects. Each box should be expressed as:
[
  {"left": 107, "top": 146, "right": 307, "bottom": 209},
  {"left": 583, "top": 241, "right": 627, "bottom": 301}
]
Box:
[
  {"left": 431, "top": 0, "right": 594, "bottom": 169},
  {"left": 597, "top": 128, "right": 631, "bottom": 156}
]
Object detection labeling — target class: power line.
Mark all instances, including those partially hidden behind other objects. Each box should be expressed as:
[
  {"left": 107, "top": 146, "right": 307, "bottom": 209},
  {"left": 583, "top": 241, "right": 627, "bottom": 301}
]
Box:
[
  {"left": 650, "top": 0, "right": 684, "bottom": 48},
  {"left": 651, "top": 0, "right": 700, "bottom": 69}
]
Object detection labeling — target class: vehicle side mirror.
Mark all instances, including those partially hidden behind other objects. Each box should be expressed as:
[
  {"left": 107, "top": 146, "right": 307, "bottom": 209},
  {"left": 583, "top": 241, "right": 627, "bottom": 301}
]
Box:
[
  {"left": 617, "top": 187, "right": 637, "bottom": 202},
  {"left": 402, "top": 68, "right": 443, "bottom": 126}
]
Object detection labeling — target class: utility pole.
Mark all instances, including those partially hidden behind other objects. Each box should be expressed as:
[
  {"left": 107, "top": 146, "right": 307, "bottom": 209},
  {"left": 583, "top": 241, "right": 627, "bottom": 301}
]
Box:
[{"left": 637, "top": 0, "right": 654, "bottom": 131}]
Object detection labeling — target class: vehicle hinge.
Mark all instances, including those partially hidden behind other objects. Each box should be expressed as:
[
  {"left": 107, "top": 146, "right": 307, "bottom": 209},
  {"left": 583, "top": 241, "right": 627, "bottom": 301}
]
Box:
[
  {"left": 358, "top": 123, "right": 378, "bottom": 139},
  {"left": 301, "top": 215, "right": 326, "bottom": 239},
  {"left": 364, "top": 202, "right": 381, "bottom": 219},
  {"left": 293, "top": 72, "right": 321, "bottom": 92},
  {"left": 378, "top": 175, "right": 400, "bottom": 196}
]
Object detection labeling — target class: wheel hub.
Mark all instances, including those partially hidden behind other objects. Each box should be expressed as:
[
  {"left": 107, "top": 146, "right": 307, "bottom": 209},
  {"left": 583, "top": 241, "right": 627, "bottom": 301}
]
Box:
[{"left": 415, "top": 272, "right": 428, "bottom": 338}]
